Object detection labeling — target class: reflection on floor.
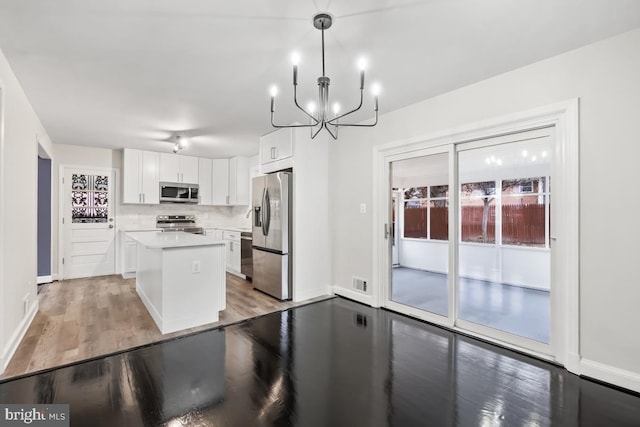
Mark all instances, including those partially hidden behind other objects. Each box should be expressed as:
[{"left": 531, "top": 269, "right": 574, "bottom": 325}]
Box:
[
  {"left": 0, "top": 274, "right": 331, "bottom": 380},
  {"left": 1, "top": 298, "right": 638, "bottom": 426},
  {"left": 392, "top": 267, "right": 550, "bottom": 342}
]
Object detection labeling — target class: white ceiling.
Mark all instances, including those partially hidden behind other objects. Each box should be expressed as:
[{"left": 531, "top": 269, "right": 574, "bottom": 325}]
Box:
[{"left": 1, "top": 0, "right": 639, "bottom": 158}]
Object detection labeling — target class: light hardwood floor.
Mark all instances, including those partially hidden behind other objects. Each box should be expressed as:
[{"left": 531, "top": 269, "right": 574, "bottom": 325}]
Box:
[{"left": 1, "top": 274, "right": 332, "bottom": 380}]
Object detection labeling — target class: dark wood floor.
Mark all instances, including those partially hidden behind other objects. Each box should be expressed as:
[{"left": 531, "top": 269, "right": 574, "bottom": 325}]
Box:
[
  {"left": 1, "top": 297, "right": 639, "bottom": 426},
  {"left": 1, "top": 273, "right": 330, "bottom": 380}
]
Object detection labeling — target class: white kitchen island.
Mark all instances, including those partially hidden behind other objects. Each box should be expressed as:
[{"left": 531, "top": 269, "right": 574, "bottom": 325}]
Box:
[{"left": 126, "top": 231, "right": 226, "bottom": 334}]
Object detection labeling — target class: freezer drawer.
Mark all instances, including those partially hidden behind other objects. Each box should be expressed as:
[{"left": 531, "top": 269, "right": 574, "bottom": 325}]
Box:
[{"left": 252, "top": 248, "right": 290, "bottom": 300}]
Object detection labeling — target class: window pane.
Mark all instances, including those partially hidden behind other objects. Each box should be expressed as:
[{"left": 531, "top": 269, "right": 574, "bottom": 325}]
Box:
[
  {"left": 430, "top": 185, "right": 448, "bottom": 198},
  {"left": 430, "top": 200, "right": 448, "bottom": 240},
  {"left": 502, "top": 178, "right": 547, "bottom": 247},
  {"left": 71, "top": 174, "right": 109, "bottom": 223},
  {"left": 403, "top": 202, "right": 427, "bottom": 238},
  {"left": 404, "top": 187, "right": 428, "bottom": 199},
  {"left": 461, "top": 181, "right": 496, "bottom": 244}
]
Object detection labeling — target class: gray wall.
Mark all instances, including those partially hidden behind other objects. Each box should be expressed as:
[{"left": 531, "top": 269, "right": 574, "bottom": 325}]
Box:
[{"left": 37, "top": 156, "right": 51, "bottom": 277}]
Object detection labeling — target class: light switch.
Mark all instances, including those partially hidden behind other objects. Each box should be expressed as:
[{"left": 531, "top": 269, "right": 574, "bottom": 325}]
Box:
[
  {"left": 359, "top": 203, "right": 367, "bottom": 214},
  {"left": 192, "top": 260, "right": 201, "bottom": 274}
]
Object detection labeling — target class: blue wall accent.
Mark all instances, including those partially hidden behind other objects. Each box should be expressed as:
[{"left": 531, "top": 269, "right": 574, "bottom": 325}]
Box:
[{"left": 37, "top": 156, "right": 52, "bottom": 277}]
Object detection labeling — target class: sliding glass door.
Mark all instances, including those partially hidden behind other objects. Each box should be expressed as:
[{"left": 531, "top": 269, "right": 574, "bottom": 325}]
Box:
[
  {"left": 456, "top": 132, "right": 552, "bottom": 348},
  {"left": 384, "top": 129, "right": 554, "bottom": 354},
  {"left": 388, "top": 150, "right": 451, "bottom": 322}
]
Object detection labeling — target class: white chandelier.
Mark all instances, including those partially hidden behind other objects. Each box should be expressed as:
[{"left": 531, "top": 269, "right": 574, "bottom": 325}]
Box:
[{"left": 270, "top": 13, "right": 380, "bottom": 139}]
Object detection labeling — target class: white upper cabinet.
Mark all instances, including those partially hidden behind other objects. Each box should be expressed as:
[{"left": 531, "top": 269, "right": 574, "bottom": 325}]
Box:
[
  {"left": 229, "top": 156, "right": 250, "bottom": 205},
  {"left": 123, "top": 149, "right": 160, "bottom": 204},
  {"left": 198, "top": 158, "right": 213, "bottom": 205},
  {"left": 181, "top": 156, "right": 199, "bottom": 184},
  {"left": 159, "top": 153, "right": 199, "bottom": 184},
  {"left": 211, "top": 159, "right": 230, "bottom": 205},
  {"left": 259, "top": 128, "right": 294, "bottom": 173}
]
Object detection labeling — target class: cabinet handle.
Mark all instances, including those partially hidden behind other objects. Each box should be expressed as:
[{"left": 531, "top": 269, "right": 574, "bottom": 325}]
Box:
[
  {"left": 139, "top": 193, "right": 142, "bottom": 203},
  {"left": 143, "top": 193, "right": 145, "bottom": 203},
  {"left": 230, "top": 241, "right": 233, "bottom": 251},
  {"left": 226, "top": 195, "right": 229, "bottom": 204},
  {"left": 181, "top": 172, "right": 184, "bottom": 182}
]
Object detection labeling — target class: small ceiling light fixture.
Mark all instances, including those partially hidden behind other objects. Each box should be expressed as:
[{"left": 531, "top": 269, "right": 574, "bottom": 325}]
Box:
[
  {"left": 172, "top": 135, "right": 188, "bottom": 153},
  {"left": 270, "top": 13, "right": 379, "bottom": 139}
]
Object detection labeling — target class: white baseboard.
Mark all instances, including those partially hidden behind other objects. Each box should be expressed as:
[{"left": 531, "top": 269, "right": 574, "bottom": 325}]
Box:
[
  {"left": 136, "top": 286, "right": 162, "bottom": 333},
  {"left": 332, "top": 286, "right": 376, "bottom": 307},
  {"left": 294, "top": 285, "right": 331, "bottom": 303},
  {"left": 227, "top": 270, "right": 245, "bottom": 279},
  {"left": 1, "top": 300, "right": 39, "bottom": 374},
  {"left": 121, "top": 271, "right": 136, "bottom": 279},
  {"left": 37, "top": 275, "right": 53, "bottom": 285},
  {"left": 579, "top": 357, "right": 640, "bottom": 394}
]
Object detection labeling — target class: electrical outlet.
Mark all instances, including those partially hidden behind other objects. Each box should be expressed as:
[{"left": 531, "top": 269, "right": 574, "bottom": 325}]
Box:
[
  {"left": 192, "top": 260, "right": 201, "bottom": 274},
  {"left": 23, "top": 295, "right": 29, "bottom": 315},
  {"left": 359, "top": 203, "right": 367, "bottom": 214}
]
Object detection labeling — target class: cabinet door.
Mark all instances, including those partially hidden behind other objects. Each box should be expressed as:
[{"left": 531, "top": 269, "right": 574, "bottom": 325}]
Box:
[
  {"left": 122, "top": 149, "right": 142, "bottom": 204},
  {"left": 226, "top": 239, "right": 241, "bottom": 272},
  {"left": 141, "top": 151, "right": 160, "bottom": 204},
  {"left": 229, "top": 156, "right": 250, "bottom": 205},
  {"left": 198, "top": 158, "right": 213, "bottom": 205},
  {"left": 260, "top": 128, "right": 293, "bottom": 164},
  {"left": 124, "top": 241, "right": 137, "bottom": 273},
  {"left": 180, "top": 156, "right": 199, "bottom": 184},
  {"left": 160, "top": 153, "right": 181, "bottom": 182},
  {"left": 212, "top": 159, "right": 230, "bottom": 205}
]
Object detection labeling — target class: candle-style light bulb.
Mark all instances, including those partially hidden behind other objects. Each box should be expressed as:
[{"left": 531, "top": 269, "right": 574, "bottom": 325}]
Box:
[
  {"left": 358, "top": 58, "right": 367, "bottom": 90},
  {"left": 292, "top": 52, "right": 300, "bottom": 86},
  {"left": 371, "top": 83, "right": 381, "bottom": 111},
  {"left": 270, "top": 86, "right": 278, "bottom": 112}
]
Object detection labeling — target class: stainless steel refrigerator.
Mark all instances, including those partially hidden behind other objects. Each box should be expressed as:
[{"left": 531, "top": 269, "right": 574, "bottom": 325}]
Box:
[{"left": 252, "top": 172, "right": 292, "bottom": 300}]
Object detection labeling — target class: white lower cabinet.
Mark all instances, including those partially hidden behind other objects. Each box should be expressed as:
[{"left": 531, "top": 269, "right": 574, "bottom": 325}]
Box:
[
  {"left": 223, "top": 231, "right": 242, "bottom": 275},
  {"left": 121, "top": 231, "right": 159, "bottom": 278}
]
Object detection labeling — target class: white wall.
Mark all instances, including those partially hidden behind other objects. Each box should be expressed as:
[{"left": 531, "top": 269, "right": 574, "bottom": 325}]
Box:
[
  {"left": 330, "top": 29, "right": 640, "bottom": 388},
  {"left": 52, "top": 144, "right": 254, "bottom": 277},
  {"left": 0, "top": 47, "right": 53, "bottom": 373},
  {"left": 290, "top": 128, "right": 331, "bottom": 302}
]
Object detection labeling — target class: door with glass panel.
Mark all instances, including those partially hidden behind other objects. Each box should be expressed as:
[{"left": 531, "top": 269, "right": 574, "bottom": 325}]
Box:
[
  {"left": 63, "top": 168, "right": 116, "bottom": 279},
  {"left": 389, "top": 152, "right": 450, "bottom": 320},
  {"left": 456, "top": 131, "right": 552, "bottom": 348}
]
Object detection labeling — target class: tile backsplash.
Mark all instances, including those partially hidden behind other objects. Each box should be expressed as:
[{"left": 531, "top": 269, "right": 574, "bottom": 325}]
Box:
[{"left": 118, "top": 203, "right": 251, "bottom": 230}]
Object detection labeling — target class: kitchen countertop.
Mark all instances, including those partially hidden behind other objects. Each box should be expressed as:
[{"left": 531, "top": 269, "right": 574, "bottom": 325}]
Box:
[
  {"left": 126, "top": 231, "right": 225, "bottom": 249},
  {"left": 204, "top": 227, "right": 252, "bottom": 233}
]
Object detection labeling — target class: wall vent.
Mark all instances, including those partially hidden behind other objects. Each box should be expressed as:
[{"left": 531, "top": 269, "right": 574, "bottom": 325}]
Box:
[{"left": 352, "top": 276, "right": 368, "bottom": 293}]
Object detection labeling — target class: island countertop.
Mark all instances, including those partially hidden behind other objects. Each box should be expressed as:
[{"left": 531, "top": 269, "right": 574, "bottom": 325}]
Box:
[{"left": 126, "top": 231, "right": 226, "bottom": 249}]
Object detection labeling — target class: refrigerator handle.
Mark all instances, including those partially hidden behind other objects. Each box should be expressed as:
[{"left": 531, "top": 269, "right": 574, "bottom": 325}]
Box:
[
  {"left": 261, "top": 188, "right": 267, "bottom": 236},
  {"left": 254, "top": 206, "right": 262, "bottom": 227},
  {"left": 263, "top": 188, "right": 271, "bottom": 236}
]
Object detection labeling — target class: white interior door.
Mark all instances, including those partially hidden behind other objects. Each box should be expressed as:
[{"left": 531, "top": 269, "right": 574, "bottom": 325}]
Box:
[{"left": 63, "top": 168, "right": 116, "bottom": 279}]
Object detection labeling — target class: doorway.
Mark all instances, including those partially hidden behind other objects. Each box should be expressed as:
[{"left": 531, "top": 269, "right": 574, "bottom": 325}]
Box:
[
  {"left": 375, "top": 101, "right": 579, "bottom": 364},
  {"left": 61, "top": 167, "right": 116, "bottom": 279}
]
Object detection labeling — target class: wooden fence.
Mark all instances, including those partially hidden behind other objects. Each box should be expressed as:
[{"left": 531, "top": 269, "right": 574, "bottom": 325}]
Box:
[{"left": 406, "top": 204, "right": 546, "bottom": 245}]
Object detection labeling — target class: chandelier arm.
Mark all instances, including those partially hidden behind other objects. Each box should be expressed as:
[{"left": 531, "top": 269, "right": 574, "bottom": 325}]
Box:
[
  {"left": 326, "top": 89, "right": 364, "bottom": 124},
  {"left": 332, "top": 110, "right": 379, "bottom": 128},
  {"left": 323, "top": 122, "right": 338, "bottom": 140},
  {"left": 311, "top": 123, "right": 324, "bottom": 139},
  {"left": 294, "top": 85, "right": 320, "bottom": 124},
  {"left": 271, "top": 111, "right": 319, "bottom": 128}
]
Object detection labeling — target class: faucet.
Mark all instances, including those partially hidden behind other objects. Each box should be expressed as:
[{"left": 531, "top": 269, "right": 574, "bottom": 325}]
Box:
[{"left": 245, "top": 208, "right": 252, "bottom": 219}]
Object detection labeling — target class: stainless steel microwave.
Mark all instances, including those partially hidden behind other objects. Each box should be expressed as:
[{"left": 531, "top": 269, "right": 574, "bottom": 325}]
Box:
[{"left": 159, "top": 182, "right": 199, "bottom": 203}]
